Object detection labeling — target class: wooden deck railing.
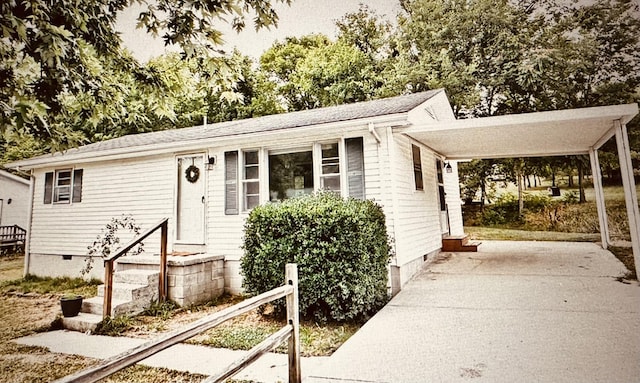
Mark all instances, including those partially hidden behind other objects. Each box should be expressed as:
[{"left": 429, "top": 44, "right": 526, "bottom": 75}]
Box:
[
  {"left": 102, "top": 218, "right": 168, "bottom": 318},
  {"left": 0, "top": 225, "right": 26, "bottom": 243},
  {"left": 53, "top": 264, "right": 301, "bottom": 383}
]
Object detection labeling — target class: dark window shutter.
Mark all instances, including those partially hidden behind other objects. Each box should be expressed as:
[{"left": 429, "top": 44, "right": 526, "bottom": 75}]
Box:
[
  {"left": 44, "top": 172, "right": 53, "bottom": 204},
  {"left": 72, "top": 169, "right": 83, "bottom": 203},
  {"left": 225, "top": 151, "right": 239, "bottom": 215},
  {"left": 412, "top": 145, "right": 423, "bottom": 190},
  {"left": 346, "top": 137, "right": 365, "bottom": 199}
]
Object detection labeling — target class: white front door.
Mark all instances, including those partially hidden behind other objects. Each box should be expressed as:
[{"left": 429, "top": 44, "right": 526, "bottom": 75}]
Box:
[{"left": 176, "top": 154, "right": 206, "bottom": 244}]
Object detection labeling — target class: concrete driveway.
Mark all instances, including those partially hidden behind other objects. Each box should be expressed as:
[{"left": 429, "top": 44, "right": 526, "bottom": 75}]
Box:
[{"left": 306, "top": 241, "right": 640, "bottom": 383}]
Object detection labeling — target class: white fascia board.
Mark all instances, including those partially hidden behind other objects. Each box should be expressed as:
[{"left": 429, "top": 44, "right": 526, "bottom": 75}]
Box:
[
  {"left": 8, "top": 113, "right": 410, "bottom": 170},
  {"left": 397, "top": 103, "right": 639, "bottom": 134}
]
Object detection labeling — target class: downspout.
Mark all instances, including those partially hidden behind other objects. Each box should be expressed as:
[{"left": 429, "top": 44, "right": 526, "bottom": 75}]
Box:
[
  {"left": 368, "top": 122, "right": 382, "bottom": 144},
  {"left": 385, "top": 126, "right": 402, "bottom": 295},
  {"left": 614, "top": 120, "right": 640, "bottom": 275},
  {"left": 24, "top": 170, "right": 35, "bottom": 276}
]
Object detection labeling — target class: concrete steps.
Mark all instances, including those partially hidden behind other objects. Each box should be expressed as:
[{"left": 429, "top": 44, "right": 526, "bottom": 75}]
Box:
[
  {"left": 62, "top": 269, "right": 160, "bottom": 332},
  {"left": 442, "top": 235, "right": 481, "bottom": 252}
]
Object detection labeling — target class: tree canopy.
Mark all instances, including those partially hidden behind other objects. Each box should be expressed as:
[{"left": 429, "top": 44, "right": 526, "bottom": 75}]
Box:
[
  {"left": 1, "top": 0, "right": 291, "bottom": 154},
  {"left": 2, "top": 0, "right": 638, "bottom": 193}
]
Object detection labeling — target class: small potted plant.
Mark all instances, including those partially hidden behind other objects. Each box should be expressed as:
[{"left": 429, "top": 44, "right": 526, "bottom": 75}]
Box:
[{"left": 60, "top": 294, "right": 84, "bottom": 317}]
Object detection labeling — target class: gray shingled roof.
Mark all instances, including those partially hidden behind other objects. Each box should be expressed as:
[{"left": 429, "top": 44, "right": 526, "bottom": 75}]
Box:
[{"left": 12, "top": 90, "right": 441, "bottom": 165}]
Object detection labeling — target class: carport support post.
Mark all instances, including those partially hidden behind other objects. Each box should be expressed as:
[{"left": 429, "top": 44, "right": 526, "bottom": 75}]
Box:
[
  {"left": 614, "top": 120, "right": 640, "bottom": 273},
  {"left": 589, "top": 148, "right": 611, "bottom": 248}
]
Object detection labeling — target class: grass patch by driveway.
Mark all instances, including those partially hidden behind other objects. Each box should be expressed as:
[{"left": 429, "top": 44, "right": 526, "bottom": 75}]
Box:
[
  {"left": 465, "top": 226, "right": 600, "bottom": 242},
  {"left": 120, "top": 294, "right": 361, "bottom": 357}
]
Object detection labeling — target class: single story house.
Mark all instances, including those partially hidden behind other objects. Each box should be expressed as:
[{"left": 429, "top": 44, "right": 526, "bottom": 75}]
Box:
[
  {"left": 7, "top": 89, "right": 640, "bottom": 300},
  {"left": 0, "top": 168, "right": 30, "bottom": 229}
]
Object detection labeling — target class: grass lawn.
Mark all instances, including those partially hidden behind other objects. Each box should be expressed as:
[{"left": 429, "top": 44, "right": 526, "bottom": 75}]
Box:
[
  {"left": 0, "top": 254, "right": 359, "bottom": 382},
  {"left": 465, "top": 226, "right": 601, "bottom": 242},
  {"left": 0, "top": 256, "right": 23, "bottom": 282}
]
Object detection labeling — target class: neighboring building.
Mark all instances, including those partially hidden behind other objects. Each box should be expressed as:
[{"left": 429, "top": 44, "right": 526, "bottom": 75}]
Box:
[
  {"left": 0, "top": 168, "right": 30, "bottom": 229},
  {"left": 7, "top": 90, "right": 640, "bottom": 300}
]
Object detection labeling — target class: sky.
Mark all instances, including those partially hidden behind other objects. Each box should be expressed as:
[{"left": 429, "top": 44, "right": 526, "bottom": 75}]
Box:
[{"left": 117, "top": 0, "right": 401, "bottom": 62}]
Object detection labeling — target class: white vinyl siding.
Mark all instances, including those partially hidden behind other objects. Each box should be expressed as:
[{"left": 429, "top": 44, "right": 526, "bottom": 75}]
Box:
[
  {"left": 30, "top": 156, "right": 174, "bottom": 258},
  {"left": 0, "top": 172, "right": 30, "bottom": 229},
  {"left": 389, "top": 135, "right": 442, "bottom": 267}
]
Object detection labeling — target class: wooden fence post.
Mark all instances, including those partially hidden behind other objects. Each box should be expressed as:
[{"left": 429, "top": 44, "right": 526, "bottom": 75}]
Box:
[
  {"left": 159, "top": 220, "right": 168, "bottom": 302},
  {"left": 103, "top": 261, "right": 113, "bottom": 318},
  {"left": 285, "top": 263, "right": 301, "bottom": 383}
]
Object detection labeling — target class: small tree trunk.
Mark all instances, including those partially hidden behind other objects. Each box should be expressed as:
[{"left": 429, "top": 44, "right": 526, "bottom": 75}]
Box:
[
  {"left": 578, "top": 163, "right": 586, "bottom": 203},
  {"left": 518, "top": 171, "right": 524, "bottom": 215}
]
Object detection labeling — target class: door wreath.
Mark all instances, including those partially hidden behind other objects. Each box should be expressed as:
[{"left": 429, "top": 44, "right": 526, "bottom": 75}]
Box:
[{"left": 185, "top": 165, "right": 200, "bottom": 183}]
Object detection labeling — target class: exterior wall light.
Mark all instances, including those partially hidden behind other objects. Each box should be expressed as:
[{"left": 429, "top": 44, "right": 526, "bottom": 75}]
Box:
[
  {"left": 207, "top": 155, "right": 216, "bottom": 170},
  {"left": 445, "top": 162, "right": 453, "bottom": 173}
]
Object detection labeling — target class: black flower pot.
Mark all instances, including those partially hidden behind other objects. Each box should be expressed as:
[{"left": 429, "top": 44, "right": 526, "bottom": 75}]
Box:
[{"left": 60, "top": 295, "right": 83, "bottom": 317}]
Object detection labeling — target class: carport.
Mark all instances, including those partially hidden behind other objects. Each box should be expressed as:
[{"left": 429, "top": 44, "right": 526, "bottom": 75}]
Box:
[{"left": 396, "top": 103, "right": 640, "bottom": 272}]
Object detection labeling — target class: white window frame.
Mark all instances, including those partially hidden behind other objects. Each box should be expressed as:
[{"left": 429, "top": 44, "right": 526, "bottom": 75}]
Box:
[
  {"left": 241, "top": 149, "right": 261, "bottom": 212},
  {"left": 313, "top": 140, "right": 344, "bottom": 196},
  {"left": 53, "top": 169, "right": 72, "bottom": 204},
  {"left": 236, "top": 138, "right": 363, "bottom": 212}
]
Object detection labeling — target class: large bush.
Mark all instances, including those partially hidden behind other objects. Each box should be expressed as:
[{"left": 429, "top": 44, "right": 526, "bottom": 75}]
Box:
[{"left": 241, "top": 192, "right": 392, "bottom": 323}]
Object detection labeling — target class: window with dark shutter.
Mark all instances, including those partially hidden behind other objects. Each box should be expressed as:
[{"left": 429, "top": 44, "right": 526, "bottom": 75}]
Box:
[
  {"left": 412, "top": 144, "right": 423, "bottom": 190},
  {"left": 72, "top": 169, "right": 83, "bottom": 203},
  {"left": 44, "top": 172, "right": 53, "bottom": 204},
  {"left": 225, "top": 151, "right": 239, "bottom": 215},
  {"left": 346, "top": 137, "right": 365, "bottom": 199}
]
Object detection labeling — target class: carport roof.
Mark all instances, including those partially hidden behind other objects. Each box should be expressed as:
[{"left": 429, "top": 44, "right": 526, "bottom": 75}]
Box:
[{"left": 398, "top": 103, "right": 639, "bottom": 160}]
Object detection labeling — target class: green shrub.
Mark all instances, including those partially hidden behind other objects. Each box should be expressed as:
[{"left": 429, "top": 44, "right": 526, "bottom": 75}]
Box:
[
  {"left": 241, "top": 192, "right": 392, "bottom": 323},
  {"left": 477, "top": 193, "right": 556, "bottom": 226},
  {"left": 480, "top": 193, "right": 521, "bottom": 225}
]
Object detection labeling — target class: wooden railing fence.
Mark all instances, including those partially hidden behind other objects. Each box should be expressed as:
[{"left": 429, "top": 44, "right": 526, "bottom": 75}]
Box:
[
  {"left": 0, "top": 225, "right": 26, "bottom": 244},
  {"left": 53, "top": 264, "right": 301, "bottom": 383},
  {"left": 102, "top": 217, "right": 168, "bottom": 318}
]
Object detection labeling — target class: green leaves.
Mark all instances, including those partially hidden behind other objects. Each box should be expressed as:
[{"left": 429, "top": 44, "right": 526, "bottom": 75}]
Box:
[
  {"left": 241, "top": 192, "right": 392, "bottom": 323},
  {"left": 1, "top": 0, "right": 291, "bottom": 160}
]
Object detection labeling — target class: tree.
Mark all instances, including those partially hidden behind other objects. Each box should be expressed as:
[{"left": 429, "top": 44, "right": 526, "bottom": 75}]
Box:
[
  {"left": 335, "top": 4, "right": 393, "bottom": 59},
  {"left": 1, "top": 0, "right": 292, "bottom": 152},
  {"left": 389, "top": 0, "right": 534, "bottom": 117},
  {"left": 291, "top": 41, "right": 380, "bottom": 107},
  {"left": 260, "top": 34, "right": 332, "bottom": 110}
]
